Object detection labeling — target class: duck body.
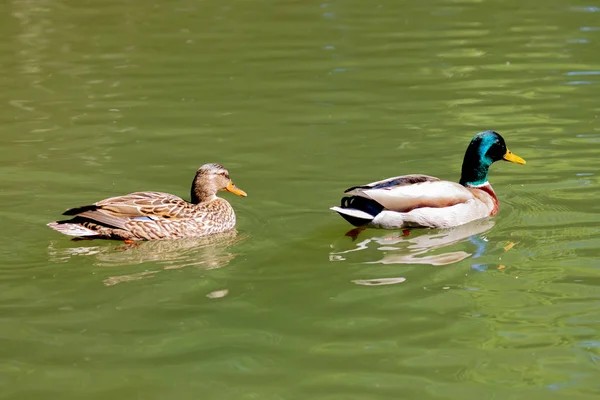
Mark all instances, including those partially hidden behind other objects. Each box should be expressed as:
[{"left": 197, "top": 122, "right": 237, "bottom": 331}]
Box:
[
  {"left": 331, "top": 131, "right": 525, "bottom": 230},
  {"left": 48, "top": 163, "right": 247, "bottom": 241}
]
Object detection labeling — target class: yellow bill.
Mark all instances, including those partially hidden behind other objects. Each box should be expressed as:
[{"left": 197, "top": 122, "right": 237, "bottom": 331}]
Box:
[
  {"left": 503, "top": 149, "right": 526, "bottom": 165},
  {"left": 226, "top": 181, "right": 247, "bottom": 197}
]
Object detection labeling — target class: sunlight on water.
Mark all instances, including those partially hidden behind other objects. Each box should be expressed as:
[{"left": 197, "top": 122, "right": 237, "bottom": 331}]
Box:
[{"left": 1, "top": 0, "right": 600, "bottom": 398}]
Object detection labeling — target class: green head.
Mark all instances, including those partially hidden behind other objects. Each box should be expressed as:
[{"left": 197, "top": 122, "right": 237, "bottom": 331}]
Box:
[{"left": 459, "top": 130, "right": 526, "bottom": 187}]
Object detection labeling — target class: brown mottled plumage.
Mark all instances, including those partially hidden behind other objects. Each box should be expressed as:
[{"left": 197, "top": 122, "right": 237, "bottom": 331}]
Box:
[{"left": 47, "top": 163, "right": 247, "bottom": 241}]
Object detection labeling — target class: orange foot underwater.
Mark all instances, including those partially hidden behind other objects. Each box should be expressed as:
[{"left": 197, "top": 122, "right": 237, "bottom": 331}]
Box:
[{"left": 345, "top": 227, "right": 366, "bottom": 241}]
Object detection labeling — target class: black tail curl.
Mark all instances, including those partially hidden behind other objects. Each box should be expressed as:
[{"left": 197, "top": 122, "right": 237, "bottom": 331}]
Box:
[{"left": 340, "top": 196, "right": 384, "bottom": 217}]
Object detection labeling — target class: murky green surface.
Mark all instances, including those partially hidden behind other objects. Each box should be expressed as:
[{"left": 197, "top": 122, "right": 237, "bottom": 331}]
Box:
[{"left": 2, "top": 0, "right": 600, "bottom": 398}]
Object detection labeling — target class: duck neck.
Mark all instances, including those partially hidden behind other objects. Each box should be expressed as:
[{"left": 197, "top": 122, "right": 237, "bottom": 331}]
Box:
[
  {"left": 190, "top": 175, "right": 217, "bottom": 204},
  {"left": 459, "top": 153, "right": 492, "bottom": 187},
  {"left": 475, "top": 182, "right": 499, "bottom": 216}
]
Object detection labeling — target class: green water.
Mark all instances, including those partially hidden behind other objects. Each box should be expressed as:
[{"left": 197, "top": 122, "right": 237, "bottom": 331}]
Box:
[{"left": 2, "top": 0, "right": 600, "bottom": 398}]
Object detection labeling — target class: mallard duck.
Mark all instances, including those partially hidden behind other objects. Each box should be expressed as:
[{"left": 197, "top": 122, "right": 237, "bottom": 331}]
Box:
[
  {"left": 330, "top": 130, "right": 525, "bottom": 229},
  {"left": 48, "top": 163, "right": 247, "bottom": 241}
]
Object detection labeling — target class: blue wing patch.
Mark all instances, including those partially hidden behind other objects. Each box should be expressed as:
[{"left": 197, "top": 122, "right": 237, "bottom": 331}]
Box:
[{"left": 132, "top": 216, "right": 156, "bottom": 222}]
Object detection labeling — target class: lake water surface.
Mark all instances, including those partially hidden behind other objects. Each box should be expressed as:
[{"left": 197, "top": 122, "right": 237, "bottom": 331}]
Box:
[{"left": 1, "top": 0, "right": 600, "bottom": 399}]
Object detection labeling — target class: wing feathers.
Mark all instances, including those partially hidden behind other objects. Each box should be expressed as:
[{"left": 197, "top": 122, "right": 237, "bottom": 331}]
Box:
[
  {"left": 77, "top": 210, "right": 130, "bottom": 230},
  {"left": 344, "top": 174, "right": 439, "bottom": 195},
  {"left": 346, "top": 179, "right": 475, "bottom": 213},
  {"left": 60, "top": 192, "right": 191, "bottom": 229}
]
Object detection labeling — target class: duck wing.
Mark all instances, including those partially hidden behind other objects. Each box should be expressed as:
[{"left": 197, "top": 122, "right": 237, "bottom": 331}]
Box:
[
  {"left": 62, "top": 192, "right": 193, "bottom": 229},
  {"left": 344, "top": 174, "right": 475, "bottom": 212}
]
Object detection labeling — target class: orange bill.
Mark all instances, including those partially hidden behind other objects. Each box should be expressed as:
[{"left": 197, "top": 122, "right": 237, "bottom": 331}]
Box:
[
  {"left": 503, "top": 149, "right": 526, "bottom": 164},
  {"left": 226, "top": 181, "right": 247, "bottom": 197}
]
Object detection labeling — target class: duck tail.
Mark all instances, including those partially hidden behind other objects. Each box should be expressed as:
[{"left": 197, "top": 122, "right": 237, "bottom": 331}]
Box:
[
  {"left": 330, "top": 206, "right": 374, "bottom": 226},
  {"left": 330, "top": 196, "right": 385, "bottom": 227},
  {"left": 47, "top": 221, "right": 99, "bottom": 237}
]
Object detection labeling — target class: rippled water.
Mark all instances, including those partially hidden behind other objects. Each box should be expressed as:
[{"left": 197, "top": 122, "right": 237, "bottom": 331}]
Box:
[{"left": 2, "top": 0, "right": 600, "bottom": 398}]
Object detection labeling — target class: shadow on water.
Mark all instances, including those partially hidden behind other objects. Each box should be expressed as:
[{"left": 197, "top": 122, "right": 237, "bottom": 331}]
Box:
[
  {"left": 328, "top": 219, "right": 498, "bottom": 285},
  {"left": 47, "top": 230, "right": 247, "bottom": 286}
]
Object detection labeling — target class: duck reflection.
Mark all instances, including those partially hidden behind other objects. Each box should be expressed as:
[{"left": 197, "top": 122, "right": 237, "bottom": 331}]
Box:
[
  {"left": 329, "top": 219, "right": 495, "bottom": 266},
  {"left": 48, "top": 230, "right": 245, "bottom": 285}
]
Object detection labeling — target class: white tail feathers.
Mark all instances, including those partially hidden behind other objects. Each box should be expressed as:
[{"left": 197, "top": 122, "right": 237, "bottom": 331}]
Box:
[
  {"left": 47, "top": 222, "right": 98, "bottom": 237},
  {"left": 330, "top": 207, "right": 374, "bottom": 220}
]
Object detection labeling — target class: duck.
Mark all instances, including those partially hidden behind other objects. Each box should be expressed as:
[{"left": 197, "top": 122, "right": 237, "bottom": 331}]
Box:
[
  {"left": 330, "top": 130, "right": 525, "bottom": 229},
  {"left": 47, "top": 163, "right": 247, "bottom": 241}
]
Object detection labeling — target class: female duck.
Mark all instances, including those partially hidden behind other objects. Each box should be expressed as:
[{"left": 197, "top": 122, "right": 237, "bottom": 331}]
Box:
[
  {"left": 48, "top": 163, "right": 247, "bottom": 241},
  {"left": 330, "top": 131, "right": 525, "bottom": 229}
]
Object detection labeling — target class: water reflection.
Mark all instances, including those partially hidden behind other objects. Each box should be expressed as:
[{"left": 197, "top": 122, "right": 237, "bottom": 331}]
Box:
[
  {"left": 352, "top": 277, "right": 407, "bottom": 286},
  {"left": 329, "top": 219, "right": 495, "bottom": 267},
  {"left": 48, "top": 230, "right": 245, "bottom": 285}
]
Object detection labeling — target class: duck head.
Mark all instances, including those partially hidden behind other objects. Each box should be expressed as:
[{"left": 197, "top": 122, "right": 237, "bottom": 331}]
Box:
[
  {"left": 191, "top": 163, "right": 247, "bottom": 203},
  {"left": 459, "top": 130, "right": 526, "bottom": 187}
]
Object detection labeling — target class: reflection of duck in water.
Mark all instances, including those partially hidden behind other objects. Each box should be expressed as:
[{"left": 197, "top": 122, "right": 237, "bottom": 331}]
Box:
[
  {"left": 48, "top": 230, "right": 246, "bottom": 285},
  {"left": 330, "top": 219, "right": 495, "bottom": 266},
  {"left": 331, "top": 131, "right": 525, "bottom": 229},
  {"left": 48, "top": 163, "right": 247, "bottom": 241}
]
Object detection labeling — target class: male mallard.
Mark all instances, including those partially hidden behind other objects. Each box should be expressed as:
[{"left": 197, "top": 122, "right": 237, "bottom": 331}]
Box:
[
  {"left": 330, "top": 131, "right": 525, "bottom": 229},
  {"left": 48, "top": 163, "right": 247, "bottom": 241}
]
